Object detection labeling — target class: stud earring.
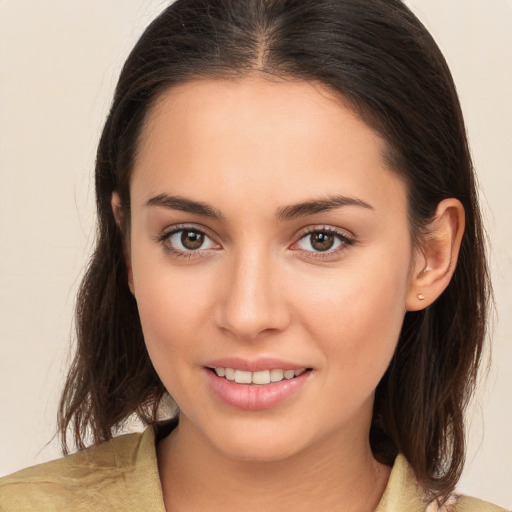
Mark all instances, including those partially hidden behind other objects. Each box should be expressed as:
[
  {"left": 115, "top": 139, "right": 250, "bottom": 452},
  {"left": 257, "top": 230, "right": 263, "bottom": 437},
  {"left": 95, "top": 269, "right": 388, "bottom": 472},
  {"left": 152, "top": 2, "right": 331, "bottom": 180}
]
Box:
[{"left": 417, "top": 293, "right": 425, "bottom": 301}]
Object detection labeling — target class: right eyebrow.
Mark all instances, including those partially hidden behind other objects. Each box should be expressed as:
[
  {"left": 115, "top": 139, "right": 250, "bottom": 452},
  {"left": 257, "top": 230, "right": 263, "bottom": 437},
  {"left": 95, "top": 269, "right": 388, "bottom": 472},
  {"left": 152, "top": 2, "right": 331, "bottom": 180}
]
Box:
[{"left": 145, "top": 194, "right": 225, "bottom": 220}]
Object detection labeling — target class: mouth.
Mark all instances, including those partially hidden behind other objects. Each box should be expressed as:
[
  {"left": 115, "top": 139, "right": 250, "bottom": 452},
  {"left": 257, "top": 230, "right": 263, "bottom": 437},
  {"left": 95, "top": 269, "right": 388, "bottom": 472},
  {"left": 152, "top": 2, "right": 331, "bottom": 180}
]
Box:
[
  {"left": 209, "top": 367, "right": 309, "bottom": 385},
  {"left": 205, "top": 365, "right": 312, "bottom": 410}
]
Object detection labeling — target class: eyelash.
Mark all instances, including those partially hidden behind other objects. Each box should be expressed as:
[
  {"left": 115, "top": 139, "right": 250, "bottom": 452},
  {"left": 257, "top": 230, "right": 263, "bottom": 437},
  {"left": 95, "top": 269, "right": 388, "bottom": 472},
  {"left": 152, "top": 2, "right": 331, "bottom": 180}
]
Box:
[
  {"left": 292, "top": 226, "right": 355, "bottom": 259},
  {"left": 156, "top": 224, "right": 219, "bottom": 260},
  {"left": 156, "top": 224, "right": 355, "bottom": 260}
]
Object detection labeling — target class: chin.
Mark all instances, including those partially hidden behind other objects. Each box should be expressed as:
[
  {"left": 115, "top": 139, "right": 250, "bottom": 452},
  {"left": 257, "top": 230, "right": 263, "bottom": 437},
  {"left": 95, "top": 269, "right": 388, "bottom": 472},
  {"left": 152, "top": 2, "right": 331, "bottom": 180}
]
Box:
[
  {"left": 200, "top": 415, "right": 316, "bottom": 463},
  {"left": 217, "top": 435, "right": 302, "bottom": 462}
]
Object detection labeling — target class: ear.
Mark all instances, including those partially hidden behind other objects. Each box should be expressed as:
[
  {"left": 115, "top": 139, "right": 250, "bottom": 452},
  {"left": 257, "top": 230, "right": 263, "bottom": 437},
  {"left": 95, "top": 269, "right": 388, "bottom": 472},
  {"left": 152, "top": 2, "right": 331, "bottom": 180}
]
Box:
[
  {"left": 406, "top": 198, "right": 465, "bottom": 311},
  {"left": 111, "top": 192, "right": 135, "bottom": 295}
]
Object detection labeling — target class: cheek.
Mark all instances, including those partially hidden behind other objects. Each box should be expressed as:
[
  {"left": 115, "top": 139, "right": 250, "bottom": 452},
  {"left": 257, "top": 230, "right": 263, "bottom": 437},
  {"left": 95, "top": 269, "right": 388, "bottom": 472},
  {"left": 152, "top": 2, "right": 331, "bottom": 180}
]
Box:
[
  {"left": 294, "top": 250, "right": 411, "bottom": 378},
  {"left": 131, "top": 254, "right": 213, "bottom": 371},
  {"left": 132, "top": 266, "right": 214, "bottom": 411}
]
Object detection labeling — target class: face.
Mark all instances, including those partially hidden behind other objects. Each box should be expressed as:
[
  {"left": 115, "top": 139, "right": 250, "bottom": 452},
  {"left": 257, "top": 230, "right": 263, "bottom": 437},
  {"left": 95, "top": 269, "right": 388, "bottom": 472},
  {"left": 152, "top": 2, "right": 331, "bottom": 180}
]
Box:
[{"left": 126, "top": 77, "right": 416, "bottom": 461}]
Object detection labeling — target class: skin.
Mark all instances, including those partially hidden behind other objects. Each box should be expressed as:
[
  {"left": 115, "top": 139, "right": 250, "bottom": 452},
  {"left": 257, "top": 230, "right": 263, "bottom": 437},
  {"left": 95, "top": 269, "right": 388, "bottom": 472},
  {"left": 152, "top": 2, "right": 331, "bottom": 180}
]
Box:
[{"left": 113, "top": 76, "right": 464, "bottom": 512}]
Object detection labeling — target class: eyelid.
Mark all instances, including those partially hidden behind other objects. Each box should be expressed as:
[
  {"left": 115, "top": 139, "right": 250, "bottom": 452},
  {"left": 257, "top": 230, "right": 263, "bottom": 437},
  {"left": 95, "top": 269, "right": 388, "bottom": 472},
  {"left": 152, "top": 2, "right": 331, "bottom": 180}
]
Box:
[
  {"left": 155, "top": 223, "right": 354, "bottom": 260},
  {"left": 290, "top": 225, "right": 355, "bottom": 257},
  {"left": 159, "top": 222, "right": 219, "bottom": 240},
  {"left": 156, "top": 223, "right": 222, "bottom": 257}
]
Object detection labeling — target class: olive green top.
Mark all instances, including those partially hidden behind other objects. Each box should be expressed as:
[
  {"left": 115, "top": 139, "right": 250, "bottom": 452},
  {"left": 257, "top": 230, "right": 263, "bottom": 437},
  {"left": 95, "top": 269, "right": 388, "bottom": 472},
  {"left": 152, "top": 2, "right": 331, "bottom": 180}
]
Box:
[{"left": 0, "top": 421, "right": 506, "bottom": 511}]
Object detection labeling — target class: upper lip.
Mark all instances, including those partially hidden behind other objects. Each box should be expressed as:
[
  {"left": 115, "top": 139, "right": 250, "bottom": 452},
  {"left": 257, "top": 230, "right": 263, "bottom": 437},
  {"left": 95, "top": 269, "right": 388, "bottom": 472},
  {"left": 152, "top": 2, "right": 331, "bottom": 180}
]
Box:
[{"left": 204, "top": 357, "right": 309, "bottom": 373}]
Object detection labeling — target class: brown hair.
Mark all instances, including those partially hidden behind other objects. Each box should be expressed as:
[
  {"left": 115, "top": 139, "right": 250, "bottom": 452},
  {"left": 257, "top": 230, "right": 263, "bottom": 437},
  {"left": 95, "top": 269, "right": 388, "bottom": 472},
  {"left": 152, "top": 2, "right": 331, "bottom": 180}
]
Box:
[{"left": 58, "top": 0, "right": 491, "bottom": 500}]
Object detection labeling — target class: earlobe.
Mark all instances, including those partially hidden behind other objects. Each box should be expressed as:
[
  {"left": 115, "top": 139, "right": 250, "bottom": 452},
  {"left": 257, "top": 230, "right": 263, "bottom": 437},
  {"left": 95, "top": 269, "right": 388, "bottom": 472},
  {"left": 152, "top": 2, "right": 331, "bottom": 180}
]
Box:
[
  {"left": 406, "top": 198, "right": 465, "bottom": 311},
  {"left": 111, "top": 192, "right": 135, "bottom": 295}
]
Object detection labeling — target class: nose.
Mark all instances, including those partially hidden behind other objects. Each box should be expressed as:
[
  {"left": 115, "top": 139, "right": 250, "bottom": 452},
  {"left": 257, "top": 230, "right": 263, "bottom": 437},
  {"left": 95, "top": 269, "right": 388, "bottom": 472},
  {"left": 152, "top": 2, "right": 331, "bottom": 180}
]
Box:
[{"left": 213, "top": 246, "right": 291, "bottom": 341}]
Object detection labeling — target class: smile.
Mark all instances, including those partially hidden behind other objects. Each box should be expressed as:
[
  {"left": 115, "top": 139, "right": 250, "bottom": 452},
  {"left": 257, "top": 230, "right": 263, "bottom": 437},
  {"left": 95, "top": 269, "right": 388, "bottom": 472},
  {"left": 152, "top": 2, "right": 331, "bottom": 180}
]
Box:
[
  {"left": 205, "top": 365, "right": 312, "bottom": 410},
  {"left": 213, "top": 367, "right": 307, "bottom": 385}
]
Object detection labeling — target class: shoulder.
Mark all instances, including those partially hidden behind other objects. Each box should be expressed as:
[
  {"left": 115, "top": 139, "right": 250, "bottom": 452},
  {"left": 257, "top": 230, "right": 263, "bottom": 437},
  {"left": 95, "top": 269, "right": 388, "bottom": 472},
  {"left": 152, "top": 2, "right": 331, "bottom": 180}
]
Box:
[
  {"left": 456, "top": 496, "right": 509, "bottom": 511},
  {"left": 376, "top": 454, "right": 508, "bottom": 512},
  {"left": 426, "top": 494, "right": 508, "bottom": 512},
  {"left": 423, "top": 494, "right": 509, "bottom": 512},
  {"left": 0, "top": 426, "right": 165, "bottom": 512}
]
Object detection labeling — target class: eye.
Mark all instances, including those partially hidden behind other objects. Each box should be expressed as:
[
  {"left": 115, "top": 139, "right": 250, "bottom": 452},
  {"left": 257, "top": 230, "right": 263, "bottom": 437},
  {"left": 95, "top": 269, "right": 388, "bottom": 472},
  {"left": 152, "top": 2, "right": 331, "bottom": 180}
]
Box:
[
  {"left": 292, "top": 227, "right": 354, "bottom": 256},
  {"left": 160, "top": 226, "right": 220, "bottom": 256}
]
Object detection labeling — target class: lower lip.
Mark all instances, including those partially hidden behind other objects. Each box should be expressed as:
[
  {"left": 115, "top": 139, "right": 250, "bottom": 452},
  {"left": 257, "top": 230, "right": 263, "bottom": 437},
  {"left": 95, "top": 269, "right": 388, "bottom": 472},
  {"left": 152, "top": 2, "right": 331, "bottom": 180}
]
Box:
[{"left": 204, "top": 369, "right": 311, "bottom": 410}]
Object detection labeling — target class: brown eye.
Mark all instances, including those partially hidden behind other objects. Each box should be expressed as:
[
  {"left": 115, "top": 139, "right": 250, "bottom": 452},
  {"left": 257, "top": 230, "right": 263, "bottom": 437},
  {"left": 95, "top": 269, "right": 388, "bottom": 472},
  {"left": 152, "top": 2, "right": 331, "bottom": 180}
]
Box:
[
  {"left": 293, "top": 228, "right": 353, "bottom": 256},
  {"left": 181, "top": 230, "right": 204, "bottom": 250},
  {"left": 310, "top": 232, "right": 335, "bottom": 251},
  {"left": 162, "top": 227, "right": 219, "bottom": 255}
]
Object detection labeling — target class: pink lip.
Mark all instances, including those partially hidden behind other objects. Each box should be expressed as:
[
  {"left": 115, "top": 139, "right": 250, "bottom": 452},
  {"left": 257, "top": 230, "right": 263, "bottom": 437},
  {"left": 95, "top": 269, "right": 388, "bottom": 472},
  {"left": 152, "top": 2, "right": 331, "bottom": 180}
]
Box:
[
  {"left": 204, "top": 367, "right": 311, "bottom": 410},
  {"left": 204, "top": 357, "right": 307, "bottom": 372}
]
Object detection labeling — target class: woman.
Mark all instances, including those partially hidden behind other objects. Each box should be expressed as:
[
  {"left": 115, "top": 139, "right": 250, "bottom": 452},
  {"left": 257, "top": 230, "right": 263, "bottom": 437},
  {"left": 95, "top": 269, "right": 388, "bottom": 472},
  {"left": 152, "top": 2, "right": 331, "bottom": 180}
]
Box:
[{"left": 0, "top": 0, "right": 506, "bottom": 510}]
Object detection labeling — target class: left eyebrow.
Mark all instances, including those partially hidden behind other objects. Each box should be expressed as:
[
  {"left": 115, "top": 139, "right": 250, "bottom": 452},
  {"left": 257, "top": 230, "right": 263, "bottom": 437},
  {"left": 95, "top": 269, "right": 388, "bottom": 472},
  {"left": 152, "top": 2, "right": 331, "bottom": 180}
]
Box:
[{"left": 275, "top": 195, "right": 374, "bottom": 221}]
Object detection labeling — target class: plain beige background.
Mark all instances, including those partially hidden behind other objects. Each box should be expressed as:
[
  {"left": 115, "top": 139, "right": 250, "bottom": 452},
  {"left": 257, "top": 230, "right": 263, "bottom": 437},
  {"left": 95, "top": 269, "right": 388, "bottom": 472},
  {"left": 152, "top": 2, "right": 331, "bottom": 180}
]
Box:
[{"left": 0, "top": 0, "right": 511, "bottom": 507}]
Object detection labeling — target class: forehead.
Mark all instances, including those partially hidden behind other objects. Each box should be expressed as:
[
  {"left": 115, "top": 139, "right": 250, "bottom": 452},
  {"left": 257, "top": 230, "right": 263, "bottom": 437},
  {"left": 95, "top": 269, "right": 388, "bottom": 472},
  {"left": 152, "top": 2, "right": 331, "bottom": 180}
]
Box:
[
  {"left": 136, "top": 77, "right": 379, "bottom": 166},
  {"left": 131, "top": 77, "right": 406, "bottom": 216}
]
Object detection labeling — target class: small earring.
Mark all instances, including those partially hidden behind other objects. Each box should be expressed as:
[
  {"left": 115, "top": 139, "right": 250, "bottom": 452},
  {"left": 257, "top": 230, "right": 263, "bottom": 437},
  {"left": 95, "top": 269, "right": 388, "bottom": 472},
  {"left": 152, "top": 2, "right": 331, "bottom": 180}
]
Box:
[{"left": 417, "top": 293, "right": 425, "bottom": 301}]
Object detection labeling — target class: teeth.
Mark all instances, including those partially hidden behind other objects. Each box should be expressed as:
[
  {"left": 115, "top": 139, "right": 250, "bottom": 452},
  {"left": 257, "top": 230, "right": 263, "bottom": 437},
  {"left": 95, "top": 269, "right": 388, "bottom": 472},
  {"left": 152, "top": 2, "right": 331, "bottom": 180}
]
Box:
[
  {"left": 252, "top": 370, "right": 271, "bottom": 385},
  {"left": 214, "top": 367, "right": 307, "bottom": 384},
  {"left": 270, "top": 369, "right": 284, "bottom": 382},
  {"left": 234, "top": 370, "right": 252, "bottom": 384},
  {"left": 284, "top": 370, "right": 295, "bottom": 380}
]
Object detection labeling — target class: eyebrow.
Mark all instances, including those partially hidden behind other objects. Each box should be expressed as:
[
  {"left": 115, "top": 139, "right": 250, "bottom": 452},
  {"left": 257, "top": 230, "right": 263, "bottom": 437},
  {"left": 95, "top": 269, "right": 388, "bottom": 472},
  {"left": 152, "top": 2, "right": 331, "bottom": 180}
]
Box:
[
  {"left": 145, "top": 193, "right": 373, "bottom": 221},
  {"left": 275, "top": 195, "right": 373, "bottom": 221},
  {"left": 145, "top": 194, "right": 224, "bottom": 219}
]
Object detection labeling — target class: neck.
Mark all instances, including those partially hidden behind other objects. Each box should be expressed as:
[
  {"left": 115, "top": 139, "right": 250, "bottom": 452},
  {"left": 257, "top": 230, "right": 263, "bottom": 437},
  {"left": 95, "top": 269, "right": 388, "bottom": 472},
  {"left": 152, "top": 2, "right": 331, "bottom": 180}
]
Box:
[{"left": 157, "top": 416, "right": 391, "bottom": 512}]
